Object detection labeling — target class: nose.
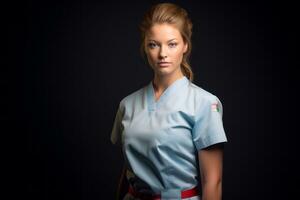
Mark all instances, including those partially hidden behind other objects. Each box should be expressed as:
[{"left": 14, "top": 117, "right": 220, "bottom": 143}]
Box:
[
  {"left": 159, "top": 46, "right": 168, "bottom": 59},
  {"left": 160, "top": 55, "right": 167, "bottom": 59}
]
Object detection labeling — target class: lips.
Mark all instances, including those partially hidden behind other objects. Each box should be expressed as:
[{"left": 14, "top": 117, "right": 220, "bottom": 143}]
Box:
[
  {"left": 157, "top": 62, "right": 171, "bottom": 67},
  {"left": 158, "top": 62, "right": 171, "bottom": 64}
]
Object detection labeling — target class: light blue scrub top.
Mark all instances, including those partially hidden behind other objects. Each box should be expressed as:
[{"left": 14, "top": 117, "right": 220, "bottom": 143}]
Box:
[{"left": 111, "top": 76, "right": 228, "bottom": 199}]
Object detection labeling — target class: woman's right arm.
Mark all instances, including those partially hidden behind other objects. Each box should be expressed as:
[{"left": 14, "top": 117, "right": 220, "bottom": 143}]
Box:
[{"left": 116, "top": 162, "right": 128, "bottom": 200}]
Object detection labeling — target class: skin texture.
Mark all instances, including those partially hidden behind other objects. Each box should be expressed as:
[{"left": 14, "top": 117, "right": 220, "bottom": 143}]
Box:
[
  {"left": 144, "top": 23, "right": 187, "bottom": 101},
  {"left": 117, "top": 23, "right": 225, "bottom": 200},
  {"left": 199, "top": 143, "right": 224, "bottom": 200}
]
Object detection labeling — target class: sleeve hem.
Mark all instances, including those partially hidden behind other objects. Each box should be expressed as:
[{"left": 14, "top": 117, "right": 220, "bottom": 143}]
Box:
[{"left": 194, "top": 135, "right": 228, "bottom": 151}]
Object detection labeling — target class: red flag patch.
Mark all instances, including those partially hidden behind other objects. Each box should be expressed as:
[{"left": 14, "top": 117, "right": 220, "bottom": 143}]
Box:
[{"left": 211, "top": 103, "right": 219, "bottom": 112}]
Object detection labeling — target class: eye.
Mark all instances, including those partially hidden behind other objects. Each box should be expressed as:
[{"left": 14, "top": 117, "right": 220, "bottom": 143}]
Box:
[
  {"left": 148, "top": 42, "right": 157, "bottom": 49},
  {"left": 169, "top": 42, "right": 177, "bottom": 48}
]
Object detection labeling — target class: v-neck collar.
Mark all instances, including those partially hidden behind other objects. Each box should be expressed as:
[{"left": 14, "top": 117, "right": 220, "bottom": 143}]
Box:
[{"left": 146, "top": 76, "right": 189, "bottom": 111}]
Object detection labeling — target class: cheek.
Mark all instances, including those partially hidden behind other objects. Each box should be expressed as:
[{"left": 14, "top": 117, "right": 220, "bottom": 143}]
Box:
[
  {"left": 171, "top": 49, "right": 184, "bottom": 62},
  {"left": 149, "top": 51, "right": 158, "bottom": 59},
  {"left": 146, "top": 50, "right": 157, "bottom": 60},
  {"left": 146, "top": 51, "right": 158, "bottom": 66}
]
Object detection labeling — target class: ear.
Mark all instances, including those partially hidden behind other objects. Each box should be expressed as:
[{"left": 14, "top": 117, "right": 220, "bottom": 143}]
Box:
[{"left": 183, "top": 42, "right": 188, "bottom": 54}]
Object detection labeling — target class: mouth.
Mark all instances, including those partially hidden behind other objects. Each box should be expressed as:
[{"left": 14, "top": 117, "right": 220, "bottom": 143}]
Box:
[{"left": 157, "top": 62, "right": 171, "bottom": 67}]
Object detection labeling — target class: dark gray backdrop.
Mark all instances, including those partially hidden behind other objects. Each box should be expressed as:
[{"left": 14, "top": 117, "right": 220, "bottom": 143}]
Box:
[{"left": 11, "top": 0, "right": 295, "bottom": 199}]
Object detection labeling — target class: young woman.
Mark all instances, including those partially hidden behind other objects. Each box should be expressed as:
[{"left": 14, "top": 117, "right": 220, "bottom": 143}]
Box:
[{"left": 111, "top": 3, "right": 228, "bottom": 200}]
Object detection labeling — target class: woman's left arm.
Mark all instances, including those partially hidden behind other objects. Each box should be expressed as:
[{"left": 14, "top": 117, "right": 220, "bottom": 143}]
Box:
[{"left": 198, "top": 143, "right": 225, "bottom": 200}]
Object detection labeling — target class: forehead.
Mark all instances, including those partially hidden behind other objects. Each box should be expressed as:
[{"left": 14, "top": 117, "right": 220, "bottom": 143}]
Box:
[{"left": 146, "top": 23, "right": 182, "bottom": 41}]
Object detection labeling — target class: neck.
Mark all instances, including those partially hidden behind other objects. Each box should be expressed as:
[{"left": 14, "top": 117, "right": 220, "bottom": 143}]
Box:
[{"left": 152, "top": 71, "right": 185, "bottom": 93}]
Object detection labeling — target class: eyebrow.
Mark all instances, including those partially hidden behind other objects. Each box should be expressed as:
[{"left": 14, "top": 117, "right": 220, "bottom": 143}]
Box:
[{"left": 148, "top": 38, "right": 177, "bottom": 43}]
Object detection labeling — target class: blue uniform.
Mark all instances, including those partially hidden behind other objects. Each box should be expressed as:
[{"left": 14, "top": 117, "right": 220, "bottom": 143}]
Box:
[{"left": 111, "top": 76, "right": 228, "bottom": 200}]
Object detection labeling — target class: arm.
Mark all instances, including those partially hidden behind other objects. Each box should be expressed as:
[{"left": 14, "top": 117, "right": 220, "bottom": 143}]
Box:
[
  {"left": 116, "top": 162, "right": 128, "bottom": 200},
  {"left": 198, "top": 143, "right": 225, "bottom": 200}
]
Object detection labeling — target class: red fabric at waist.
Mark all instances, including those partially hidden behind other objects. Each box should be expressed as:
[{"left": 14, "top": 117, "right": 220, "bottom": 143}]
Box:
[{"left": 128, "top": 185, "right": 200, "bottom": 200}]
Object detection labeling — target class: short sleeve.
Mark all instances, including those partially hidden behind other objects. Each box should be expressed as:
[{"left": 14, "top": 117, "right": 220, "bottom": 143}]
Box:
[
  {"left": 110, "top": 102, "right": 124, "bottom": 146},
  {"left": 192, "top": 96, "right": 228, "bottom": 151}
]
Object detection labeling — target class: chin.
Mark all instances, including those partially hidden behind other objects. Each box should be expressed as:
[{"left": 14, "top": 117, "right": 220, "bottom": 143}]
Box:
[{"left": 155, "top": 68, "right": 176, "bottom": 76}]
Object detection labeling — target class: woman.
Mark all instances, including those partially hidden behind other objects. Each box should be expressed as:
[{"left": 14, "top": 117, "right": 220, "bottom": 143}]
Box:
[{"left": 111, "top": 3, "right": 228, "bottom": 200}]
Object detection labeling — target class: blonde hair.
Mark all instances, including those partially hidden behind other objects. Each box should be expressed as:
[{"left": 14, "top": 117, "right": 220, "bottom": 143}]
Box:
[{"left": 139, "top": 2, "right": 194, "bottom": 82}]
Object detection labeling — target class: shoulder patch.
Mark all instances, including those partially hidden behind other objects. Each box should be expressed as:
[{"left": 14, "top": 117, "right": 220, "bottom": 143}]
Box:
[{"left": 211, "top": 102, "right": 219, "bottom": 112}]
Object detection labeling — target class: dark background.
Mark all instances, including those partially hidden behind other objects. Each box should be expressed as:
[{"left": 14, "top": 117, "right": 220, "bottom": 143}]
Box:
[{"left": 9, "top": 0, "right": 295, "bottom": 199}]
